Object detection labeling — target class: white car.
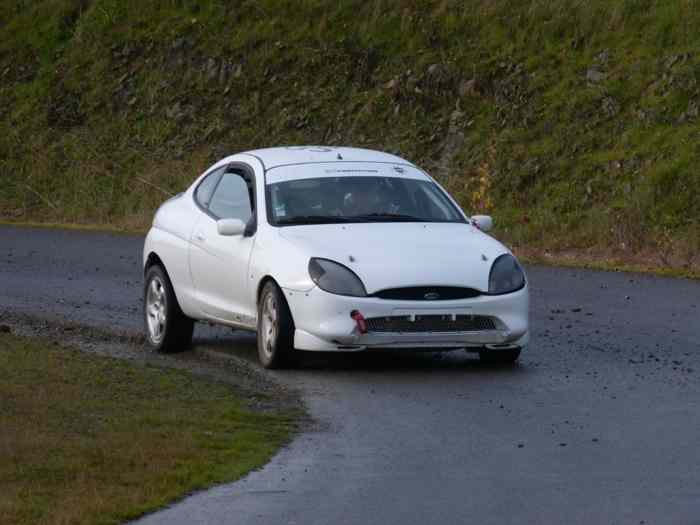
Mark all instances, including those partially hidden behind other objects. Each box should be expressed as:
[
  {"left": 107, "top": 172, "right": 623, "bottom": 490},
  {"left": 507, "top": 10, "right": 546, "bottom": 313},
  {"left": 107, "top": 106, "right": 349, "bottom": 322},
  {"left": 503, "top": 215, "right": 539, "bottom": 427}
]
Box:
[{"left": 143, "top": 146, "right": 529, "bottom": 368}]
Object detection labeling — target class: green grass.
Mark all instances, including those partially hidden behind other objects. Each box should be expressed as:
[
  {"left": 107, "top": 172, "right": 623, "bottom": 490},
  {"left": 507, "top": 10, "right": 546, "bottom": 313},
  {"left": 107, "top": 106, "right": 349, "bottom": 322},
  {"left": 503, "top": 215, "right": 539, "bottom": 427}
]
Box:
[
  {"left": 0, "top": 333, "right": 296, "bottom": 525},
  {"left": 0, "top": 0, "right": 699, "bottom": 273}
]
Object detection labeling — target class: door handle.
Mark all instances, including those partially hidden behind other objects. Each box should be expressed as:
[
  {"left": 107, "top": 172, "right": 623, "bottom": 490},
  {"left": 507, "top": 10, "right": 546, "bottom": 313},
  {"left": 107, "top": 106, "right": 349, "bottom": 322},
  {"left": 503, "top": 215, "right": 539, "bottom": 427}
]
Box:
[{"left": 195, "top": 231, "right": 206, "bottom": 242}]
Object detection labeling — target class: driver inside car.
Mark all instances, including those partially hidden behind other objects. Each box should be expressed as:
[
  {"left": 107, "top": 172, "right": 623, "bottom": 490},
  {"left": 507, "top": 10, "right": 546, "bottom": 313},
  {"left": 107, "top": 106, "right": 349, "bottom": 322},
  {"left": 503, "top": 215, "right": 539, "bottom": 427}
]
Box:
[{"left": 343, "top": 180, "right": 393, "bottom": 216}]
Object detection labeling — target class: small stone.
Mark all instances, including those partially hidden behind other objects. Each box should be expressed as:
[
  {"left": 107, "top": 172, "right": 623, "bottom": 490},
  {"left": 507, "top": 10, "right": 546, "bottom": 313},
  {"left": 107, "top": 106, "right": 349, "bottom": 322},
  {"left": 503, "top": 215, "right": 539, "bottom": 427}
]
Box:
[
  {"left": 602, "top": 96, "right": 619, "bottom": 117},
  {"left": 559, "top": 442, "right": 567, "bottom": 447},
  {"left": 459, "top": 78, "right": 479, "bottom": 97},
  {"left": 0, "top": 325, "right": 11, "bottom": 334},
  {"left": 680, "top": 100, "right": 699, "bottom": 122},
  {"left": 664, "top": 54, "right": 680, "bottom": 69},
  {"left": 171, "top": 37, "right": 186, "bottom": 50},
  {"left": 517, "top": 443, "right": 524, "bottom": 448},
  {"left": 571, "top": 308, "right": 582, "bottom": 313},
  {"left": 166, "top": 102, "right": 183, "bottom": 120},
  {"left": 427, "top": 63, "right": 441, "bottom": 76},
  {"left": 205, "top": 58, "right": 219, "bottom": 80},
  {"left": 384, "top": 78, "right": 398, "bottom": 90},
  {"left": 586, "top": 68, "right": 605, "bottom": 83},
  {"left": 450, "top": 108, "right": 465, "bottom": 121}
]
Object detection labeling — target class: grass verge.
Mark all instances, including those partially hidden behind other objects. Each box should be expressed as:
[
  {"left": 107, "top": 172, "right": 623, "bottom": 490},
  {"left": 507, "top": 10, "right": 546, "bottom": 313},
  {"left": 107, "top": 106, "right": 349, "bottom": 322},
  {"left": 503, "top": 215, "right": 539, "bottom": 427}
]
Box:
[{"left": 0, "top": 332, "right": 296, "bottom": 525}]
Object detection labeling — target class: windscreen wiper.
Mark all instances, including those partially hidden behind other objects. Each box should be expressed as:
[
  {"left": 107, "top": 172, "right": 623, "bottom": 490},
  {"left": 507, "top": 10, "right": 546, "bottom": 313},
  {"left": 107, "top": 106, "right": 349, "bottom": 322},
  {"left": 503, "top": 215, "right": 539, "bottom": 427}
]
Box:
[
  {"left": 349, "top": 213, "right": 426, "bottom": 221},
  {"left": 276, "top": 215, "right": 354, "bottom": 225}
]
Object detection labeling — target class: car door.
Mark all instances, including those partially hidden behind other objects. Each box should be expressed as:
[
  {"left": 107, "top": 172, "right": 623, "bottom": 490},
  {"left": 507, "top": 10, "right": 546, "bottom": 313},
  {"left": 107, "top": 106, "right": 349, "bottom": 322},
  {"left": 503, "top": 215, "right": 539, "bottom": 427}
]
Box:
[{"left": 189, "top": 165, "right": 257, "bottom": 326}]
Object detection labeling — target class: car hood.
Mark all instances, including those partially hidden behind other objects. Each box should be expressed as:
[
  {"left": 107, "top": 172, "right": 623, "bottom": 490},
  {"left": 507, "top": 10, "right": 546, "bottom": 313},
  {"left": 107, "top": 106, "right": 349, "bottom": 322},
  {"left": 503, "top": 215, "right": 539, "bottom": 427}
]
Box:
[{"left": 277, "top": 222, "right": 510, "bottom": 293}]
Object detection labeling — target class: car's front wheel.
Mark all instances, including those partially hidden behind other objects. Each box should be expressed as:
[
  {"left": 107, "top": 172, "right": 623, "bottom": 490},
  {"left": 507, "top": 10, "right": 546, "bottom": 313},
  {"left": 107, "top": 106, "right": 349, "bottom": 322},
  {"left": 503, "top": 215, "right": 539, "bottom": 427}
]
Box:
[
  {"left": 478, "top": 348, "right": 521, "bottom": 364},
  {"left": 144, "top": 265, "right": 194, "bottom": 353},
  {"left": 257, "top": 281, "right": 297, "bottom": 369}
]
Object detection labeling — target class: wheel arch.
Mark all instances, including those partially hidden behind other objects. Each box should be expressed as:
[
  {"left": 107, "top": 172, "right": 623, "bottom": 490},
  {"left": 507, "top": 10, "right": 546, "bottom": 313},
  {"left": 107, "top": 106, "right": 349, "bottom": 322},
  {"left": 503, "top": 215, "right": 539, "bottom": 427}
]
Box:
[
  {"left": 256, "top": 275, "right": 297, "bottom": 325},
  {"left": 144, "top": 251, "right": 165, "bottom": 274},
  {"left": 144, "top": 251, "right": 187, "bottom": 312},
  {"left": 256, "top": 275, "right": 279, "bottom": 304}
]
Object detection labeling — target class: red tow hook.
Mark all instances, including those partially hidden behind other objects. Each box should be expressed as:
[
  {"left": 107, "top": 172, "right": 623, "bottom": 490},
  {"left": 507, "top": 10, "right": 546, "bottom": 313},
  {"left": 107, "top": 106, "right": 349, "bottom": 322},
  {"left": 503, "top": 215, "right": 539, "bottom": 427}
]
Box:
[{"left": 350, "top": 310, "right": 367, "bottom": 334}]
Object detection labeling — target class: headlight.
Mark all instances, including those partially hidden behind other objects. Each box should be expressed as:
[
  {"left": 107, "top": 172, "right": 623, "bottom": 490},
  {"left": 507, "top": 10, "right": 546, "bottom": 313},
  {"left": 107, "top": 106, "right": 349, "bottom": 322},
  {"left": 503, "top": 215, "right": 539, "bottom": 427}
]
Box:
[
  {"left": 488, "top": 254, "right": 526, "bottom": 294},
  {"left": 308, "top": 258, "right": 367, "bottom": 297}
]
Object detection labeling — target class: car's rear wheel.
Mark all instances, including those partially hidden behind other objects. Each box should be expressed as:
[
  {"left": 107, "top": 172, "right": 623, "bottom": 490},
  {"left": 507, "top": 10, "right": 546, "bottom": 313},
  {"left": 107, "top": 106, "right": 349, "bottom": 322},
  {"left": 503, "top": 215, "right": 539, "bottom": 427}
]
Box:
[
  {"left": 257, "top": 281, "right": 297, "bottom": 369},
  {"left": 478, "top": 348, "right": 521, "bottom": 364},
  {"left": 144, "top": 265, "right": 194, "bottom": 353}
]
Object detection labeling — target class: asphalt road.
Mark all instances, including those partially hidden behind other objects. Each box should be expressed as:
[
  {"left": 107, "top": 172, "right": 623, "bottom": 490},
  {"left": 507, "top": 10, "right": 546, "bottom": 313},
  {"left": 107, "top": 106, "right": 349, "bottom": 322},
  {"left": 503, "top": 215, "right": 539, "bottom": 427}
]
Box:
[{"left": 2, "top": 225, "right": 700, "bottom": 525}]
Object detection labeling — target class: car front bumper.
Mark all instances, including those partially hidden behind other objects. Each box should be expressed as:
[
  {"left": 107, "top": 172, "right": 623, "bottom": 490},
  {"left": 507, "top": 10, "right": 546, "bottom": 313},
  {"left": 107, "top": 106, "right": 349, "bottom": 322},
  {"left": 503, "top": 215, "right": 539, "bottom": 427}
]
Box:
[{"left": 282, "top": 284, "right": 529, "bottom": 352}]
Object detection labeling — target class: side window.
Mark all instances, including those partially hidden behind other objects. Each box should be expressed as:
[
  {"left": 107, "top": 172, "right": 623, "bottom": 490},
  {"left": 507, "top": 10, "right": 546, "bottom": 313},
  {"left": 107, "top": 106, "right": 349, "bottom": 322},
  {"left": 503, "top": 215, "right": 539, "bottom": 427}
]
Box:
[
  {"left": 208, "top": 172, "right": 254, "bottom": 223},
  {"left": 195, "top": 168, "right": 224, "bottom": 208}
]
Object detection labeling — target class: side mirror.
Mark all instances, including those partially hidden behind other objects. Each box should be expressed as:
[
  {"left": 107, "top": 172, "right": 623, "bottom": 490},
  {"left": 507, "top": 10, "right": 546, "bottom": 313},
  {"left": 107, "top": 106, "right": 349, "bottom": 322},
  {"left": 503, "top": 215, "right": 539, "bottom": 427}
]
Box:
[
  {"left": 471, "top": 215, "right": 493, "bottom": 232},
  {"left": 217, "top": 218, "right": 246, "bottom": 236}
]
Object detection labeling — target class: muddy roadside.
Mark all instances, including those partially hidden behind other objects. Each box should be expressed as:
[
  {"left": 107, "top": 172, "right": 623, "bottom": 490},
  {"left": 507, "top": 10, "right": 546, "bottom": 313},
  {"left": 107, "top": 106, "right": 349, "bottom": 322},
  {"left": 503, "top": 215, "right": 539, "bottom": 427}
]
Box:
[{"left": 0, "top": 309, "right": 308, "bottom": 418}]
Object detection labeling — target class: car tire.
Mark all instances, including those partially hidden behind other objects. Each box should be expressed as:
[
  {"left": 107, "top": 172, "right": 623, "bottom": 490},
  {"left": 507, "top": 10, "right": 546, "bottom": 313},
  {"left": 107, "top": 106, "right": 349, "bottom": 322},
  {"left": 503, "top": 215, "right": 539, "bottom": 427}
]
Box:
[
  {"left": 478, "top": 348, "right": 521, "bottom": 364},
  {"left": 257, "top": 281, "right": 298, "bottom": 369},
  {"left": 144, "top": 265, "right": 194, "bottom": 353}
]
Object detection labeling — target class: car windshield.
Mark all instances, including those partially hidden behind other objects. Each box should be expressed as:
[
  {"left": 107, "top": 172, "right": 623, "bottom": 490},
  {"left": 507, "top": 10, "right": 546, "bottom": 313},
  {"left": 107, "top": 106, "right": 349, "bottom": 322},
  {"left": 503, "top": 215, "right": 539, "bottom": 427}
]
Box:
[{"left": 266, "top": 176, "right": 465, "bottom": 226}]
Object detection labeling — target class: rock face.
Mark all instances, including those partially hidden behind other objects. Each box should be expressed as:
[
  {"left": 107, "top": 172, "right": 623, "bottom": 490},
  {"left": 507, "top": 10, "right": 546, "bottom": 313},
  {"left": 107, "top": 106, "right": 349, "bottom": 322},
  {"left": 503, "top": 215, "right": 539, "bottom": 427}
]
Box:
[{"left": 436, "top": 106, "right": 467, "bottom": 178}]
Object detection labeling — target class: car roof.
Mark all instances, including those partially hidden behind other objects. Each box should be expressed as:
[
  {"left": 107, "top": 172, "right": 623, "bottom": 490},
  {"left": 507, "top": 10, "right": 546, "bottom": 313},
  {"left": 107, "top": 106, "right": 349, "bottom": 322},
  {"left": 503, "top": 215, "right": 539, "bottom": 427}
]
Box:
[{"left": 242, "top": 146, "right": 417, "bottom": 170}]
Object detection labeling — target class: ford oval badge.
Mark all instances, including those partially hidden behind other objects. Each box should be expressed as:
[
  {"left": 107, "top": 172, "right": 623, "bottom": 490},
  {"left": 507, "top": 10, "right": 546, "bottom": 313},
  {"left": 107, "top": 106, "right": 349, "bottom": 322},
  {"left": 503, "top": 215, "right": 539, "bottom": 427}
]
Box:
[{"left": 424, "top": 292, "right": 440, "bottom": 300}]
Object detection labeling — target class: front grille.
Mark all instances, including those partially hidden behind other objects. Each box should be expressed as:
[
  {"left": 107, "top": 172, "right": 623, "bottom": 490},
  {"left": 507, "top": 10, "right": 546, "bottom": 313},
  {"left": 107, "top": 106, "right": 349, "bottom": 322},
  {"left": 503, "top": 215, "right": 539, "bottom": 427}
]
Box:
[
  {"left": 372, "top": 286, "right": 481, "bottom": 301},
  {"left": 365, "top": 315, "right": 497, "bottom": 333}
]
